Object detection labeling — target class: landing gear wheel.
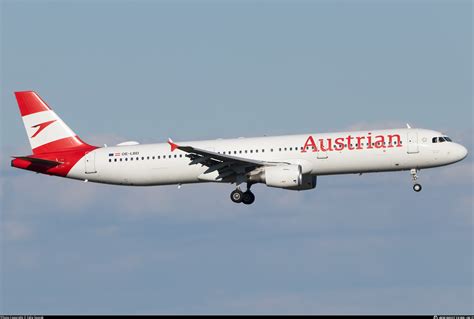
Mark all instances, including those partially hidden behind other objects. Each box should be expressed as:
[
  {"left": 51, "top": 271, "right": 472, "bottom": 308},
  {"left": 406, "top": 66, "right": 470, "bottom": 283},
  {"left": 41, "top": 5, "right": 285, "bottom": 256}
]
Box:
[
  {"left": 410, "top": 169, "right": 422, "bottom": 192},
  {"left": 242, "top": 191, "right": 255, "bottom": 205},
  {"left": 230, "top": 189, "right": 243, "bottom": 203}
]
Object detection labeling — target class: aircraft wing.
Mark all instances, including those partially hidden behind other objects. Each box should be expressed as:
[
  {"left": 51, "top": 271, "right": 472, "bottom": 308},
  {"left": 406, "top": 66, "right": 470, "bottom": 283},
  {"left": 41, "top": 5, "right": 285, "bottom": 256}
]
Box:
[{"left": 168, "top": 139, "right": 285, "bottom": 181}]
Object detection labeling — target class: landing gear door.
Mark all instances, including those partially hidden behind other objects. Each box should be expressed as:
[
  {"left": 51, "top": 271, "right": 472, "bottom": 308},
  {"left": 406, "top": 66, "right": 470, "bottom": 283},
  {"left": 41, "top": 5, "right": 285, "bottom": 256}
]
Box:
[
  {"left": 85, "top": 151, "right": 97, "bottom": 174},
  {"left": 407, "top": 131, "right": 419, "bottom": 154}
]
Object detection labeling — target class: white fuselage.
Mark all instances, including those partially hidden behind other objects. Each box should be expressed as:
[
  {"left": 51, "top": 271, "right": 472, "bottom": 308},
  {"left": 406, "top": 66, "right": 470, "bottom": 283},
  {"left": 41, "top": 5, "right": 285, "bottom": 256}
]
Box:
[{"left": 67, "top": 128, "right": 467, "bottom": 187}]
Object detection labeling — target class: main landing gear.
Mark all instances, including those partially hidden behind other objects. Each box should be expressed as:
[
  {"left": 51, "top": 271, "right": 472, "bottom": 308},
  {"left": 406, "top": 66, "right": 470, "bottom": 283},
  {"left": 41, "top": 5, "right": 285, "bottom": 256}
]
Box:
[
  {"left": 230, "top": 184, "right": 255, "bottom": 205},
  {"left": 411, "top": 168, "right": 422, "bottom": 192}
]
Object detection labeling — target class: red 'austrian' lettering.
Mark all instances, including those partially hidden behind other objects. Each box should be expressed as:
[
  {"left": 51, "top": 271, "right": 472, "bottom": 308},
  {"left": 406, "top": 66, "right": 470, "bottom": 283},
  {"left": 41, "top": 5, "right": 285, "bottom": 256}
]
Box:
[{"left": 301, "top": 133, "right": 402, "bottom": 153}]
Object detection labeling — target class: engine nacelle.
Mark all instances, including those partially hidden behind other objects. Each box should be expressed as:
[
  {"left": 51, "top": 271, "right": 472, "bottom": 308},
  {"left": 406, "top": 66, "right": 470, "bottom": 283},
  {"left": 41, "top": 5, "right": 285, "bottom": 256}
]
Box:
[
  {"left": 263, "top": 165, "right": 317, "bottom": 190},
  {"left": 297, "top": 174, "right": 317, "bottom": 190}
]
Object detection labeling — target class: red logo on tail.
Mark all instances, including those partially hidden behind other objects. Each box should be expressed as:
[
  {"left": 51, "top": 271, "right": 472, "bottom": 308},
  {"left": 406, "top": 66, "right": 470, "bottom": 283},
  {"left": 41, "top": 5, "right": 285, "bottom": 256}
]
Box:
[{"left": 31, "top": 120, "right": 56, "bottom": 138}]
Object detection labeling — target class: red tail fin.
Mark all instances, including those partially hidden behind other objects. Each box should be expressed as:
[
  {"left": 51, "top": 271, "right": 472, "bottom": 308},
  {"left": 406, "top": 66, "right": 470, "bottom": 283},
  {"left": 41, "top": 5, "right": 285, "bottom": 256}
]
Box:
[{"left": 14, "top": 91, "right": 95, "bottom": 154}]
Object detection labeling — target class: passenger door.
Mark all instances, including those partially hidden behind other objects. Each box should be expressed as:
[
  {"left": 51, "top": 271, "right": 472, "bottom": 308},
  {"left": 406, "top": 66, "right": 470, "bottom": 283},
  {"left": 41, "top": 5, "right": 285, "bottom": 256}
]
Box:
[
  {"left": 85, "top": 151, "right": 97, "bottom": 174},
  {"left": 407, "top": 131, "right": 419, "bottom": 154}
]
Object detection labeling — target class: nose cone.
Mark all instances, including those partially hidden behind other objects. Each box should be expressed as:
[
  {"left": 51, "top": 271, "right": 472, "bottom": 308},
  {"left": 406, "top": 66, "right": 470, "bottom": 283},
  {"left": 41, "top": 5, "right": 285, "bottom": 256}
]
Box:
[{"left": 453, "top": 143, "right": 468, "bottom": 162}]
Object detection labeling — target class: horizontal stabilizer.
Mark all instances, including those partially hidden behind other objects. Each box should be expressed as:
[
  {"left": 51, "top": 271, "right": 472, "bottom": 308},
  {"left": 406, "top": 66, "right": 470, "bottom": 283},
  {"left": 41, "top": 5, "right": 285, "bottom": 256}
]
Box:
[{"left": 12, "top": 156, "right": 63, "bottom": 166}]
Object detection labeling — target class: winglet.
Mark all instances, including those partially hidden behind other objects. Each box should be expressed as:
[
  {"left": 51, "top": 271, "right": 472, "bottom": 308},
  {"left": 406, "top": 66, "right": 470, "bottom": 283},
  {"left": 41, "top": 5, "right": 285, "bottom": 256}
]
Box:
[
  {"left": 168, "top": 138, "right": 179, "bottom": 152},
  {"left": 406, "top": 123, "right": 412, "bottom": 129}
]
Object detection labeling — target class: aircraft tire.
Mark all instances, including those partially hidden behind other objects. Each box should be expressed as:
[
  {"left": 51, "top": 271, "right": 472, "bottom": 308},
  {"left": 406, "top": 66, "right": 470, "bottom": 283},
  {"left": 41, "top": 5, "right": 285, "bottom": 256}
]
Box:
[
  {"left": 231, "top": 189, "right": 243, "bottom": 203},
  {"left": 242, "top": 191, "right": 255, "bottom": 205}
]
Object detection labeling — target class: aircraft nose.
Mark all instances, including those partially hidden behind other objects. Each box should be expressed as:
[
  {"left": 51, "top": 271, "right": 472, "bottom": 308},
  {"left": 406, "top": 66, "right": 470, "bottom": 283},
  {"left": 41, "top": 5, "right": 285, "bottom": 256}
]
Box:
[
  {"left": 459, "top": 144, "right": 468, "bottom": 160},
  {"left": 453, "top": 143, "right": 468, "bottom": 162}
]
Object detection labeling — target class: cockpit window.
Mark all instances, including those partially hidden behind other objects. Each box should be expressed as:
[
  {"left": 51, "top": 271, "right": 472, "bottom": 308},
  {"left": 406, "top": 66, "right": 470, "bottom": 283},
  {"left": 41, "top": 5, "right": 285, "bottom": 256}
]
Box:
[{"left": 432, "top": 136, "right": 453, "bottom": 143}]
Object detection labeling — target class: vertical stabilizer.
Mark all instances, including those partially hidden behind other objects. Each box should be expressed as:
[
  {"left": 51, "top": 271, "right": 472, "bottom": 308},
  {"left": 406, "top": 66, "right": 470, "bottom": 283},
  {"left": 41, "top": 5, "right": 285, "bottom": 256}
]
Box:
[{"left": 14, "top": 91, "right": 93, "bottom": 154}]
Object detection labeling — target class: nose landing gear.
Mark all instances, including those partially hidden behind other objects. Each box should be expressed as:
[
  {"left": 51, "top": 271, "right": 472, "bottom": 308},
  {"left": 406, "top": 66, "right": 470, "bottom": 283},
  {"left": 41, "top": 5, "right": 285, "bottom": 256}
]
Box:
[
  {"left": 411, "top": 168, "right": 422, "bottom": 192},
  {"left": 230, "top": 184, "right": 255, "bottom": 205}
]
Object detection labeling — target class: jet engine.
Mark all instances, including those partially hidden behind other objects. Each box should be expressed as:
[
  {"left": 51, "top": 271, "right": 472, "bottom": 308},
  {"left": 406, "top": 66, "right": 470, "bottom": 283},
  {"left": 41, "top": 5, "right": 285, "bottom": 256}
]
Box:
[{"left": 258, "top": 165, "right": 317, "bottom": 190}]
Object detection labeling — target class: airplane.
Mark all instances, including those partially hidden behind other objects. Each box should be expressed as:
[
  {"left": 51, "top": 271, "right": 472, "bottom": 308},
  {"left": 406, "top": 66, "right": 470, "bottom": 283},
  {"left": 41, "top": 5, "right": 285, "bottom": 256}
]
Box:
[{"left": 11, "top": 91, "right": 468, "bottom": 205}]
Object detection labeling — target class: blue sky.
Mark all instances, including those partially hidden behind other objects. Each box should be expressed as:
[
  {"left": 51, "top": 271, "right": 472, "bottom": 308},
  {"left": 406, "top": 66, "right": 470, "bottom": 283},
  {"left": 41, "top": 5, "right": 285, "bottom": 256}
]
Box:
[{"left": 1, "top": 0, "right": 472, "bottom": 314}]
